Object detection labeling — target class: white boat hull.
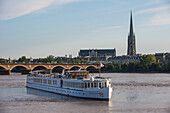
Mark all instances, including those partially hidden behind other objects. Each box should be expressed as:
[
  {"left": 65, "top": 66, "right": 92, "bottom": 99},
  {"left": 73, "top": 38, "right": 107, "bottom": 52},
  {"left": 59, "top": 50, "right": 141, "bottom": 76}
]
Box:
[{"left": 27, "top": 76, "right": 113, "bottom": 100}]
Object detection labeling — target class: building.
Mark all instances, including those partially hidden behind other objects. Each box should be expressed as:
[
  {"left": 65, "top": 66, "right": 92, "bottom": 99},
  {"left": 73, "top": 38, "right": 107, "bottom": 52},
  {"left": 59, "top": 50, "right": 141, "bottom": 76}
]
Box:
[
  {"left": 79, "top": 49, "right": 116, "bottom": 58},
  {"left": 155, "top": 53, "right": 170, "bottom": 63},
  {"left": 108, "top": 54, "right": 143, "bottom": 64},
  {"left": 127, "top": 11, "right": 136, "bottom": 56}
]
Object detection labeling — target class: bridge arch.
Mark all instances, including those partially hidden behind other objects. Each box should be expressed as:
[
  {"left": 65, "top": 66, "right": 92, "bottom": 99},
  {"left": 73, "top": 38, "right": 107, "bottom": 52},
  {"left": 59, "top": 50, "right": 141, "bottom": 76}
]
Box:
[
  {"left": 85, "top": 65, "right": 98, "bottom": 70},
  {"left": 51, "top": 65, "right": 66, "bottom": 73},
  {"left": 31, "top": 65, "right": 49, "bottom": 71},
  {"left": 86, "top": 65, "right": 99, "bottom": 73},
  {"left": 10, "top": 65, "right": 30, "bottom": 75},
  {"left": 0, "top": 65, "right": 8, "bottom": 70},
  {"left": 51, "top": 65, "right": 66, "bottom": 70},
  {"left": 10, "top": 65, "right": 30, "bottom": 71},
  {"left": 69, "top": 65, "right": 83, "bottom": 70}
]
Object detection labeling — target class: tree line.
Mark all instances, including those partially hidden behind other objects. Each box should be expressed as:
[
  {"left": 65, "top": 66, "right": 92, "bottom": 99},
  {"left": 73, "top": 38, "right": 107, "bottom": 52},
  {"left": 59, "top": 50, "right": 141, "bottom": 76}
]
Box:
[
  {"left": 0, "top": 55, "right": 88, "bottom": 64},
  {"left": 102, "top": 55, "right": 170, "bottom": 73}
]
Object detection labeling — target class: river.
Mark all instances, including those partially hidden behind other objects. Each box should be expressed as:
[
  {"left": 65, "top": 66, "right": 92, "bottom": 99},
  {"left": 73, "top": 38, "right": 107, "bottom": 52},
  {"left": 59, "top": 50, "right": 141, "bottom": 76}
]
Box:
[{"left": 0, "top": 73, "right": 170, "bottom": 113}]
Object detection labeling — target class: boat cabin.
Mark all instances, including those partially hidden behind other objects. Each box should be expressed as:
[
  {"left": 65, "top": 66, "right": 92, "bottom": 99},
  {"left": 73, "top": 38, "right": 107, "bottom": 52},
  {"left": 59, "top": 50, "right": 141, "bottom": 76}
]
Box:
[{"left": 66, "top": 70, "right": 89, "bottom": 78}]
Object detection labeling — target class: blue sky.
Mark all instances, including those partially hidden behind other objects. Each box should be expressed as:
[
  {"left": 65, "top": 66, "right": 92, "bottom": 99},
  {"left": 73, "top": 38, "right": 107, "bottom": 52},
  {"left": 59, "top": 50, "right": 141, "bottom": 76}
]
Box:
[{"left": 0, "top": 0, "right": 170, "bottom": 59}]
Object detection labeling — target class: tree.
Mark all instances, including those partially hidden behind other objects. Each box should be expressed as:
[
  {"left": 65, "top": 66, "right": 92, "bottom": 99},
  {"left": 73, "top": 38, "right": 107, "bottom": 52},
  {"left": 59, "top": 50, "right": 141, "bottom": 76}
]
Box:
[
  {"left": 115, "top": 64, "right": 121, "bottom": 71},
  {"left": 150, "top": 63, "right": 163, "bottom": 72},
  {"left": 18, "top": 56, "right": 28, "bottom": 63},
  {"left": 168, "top": 56, "right": 170, "bottom": 71},
  {"left": 140, "top": 55, "right": 156, "bottom": 66},
  {"left": 12, "top": 59, "right": 17, "bottom": 63},
  {"left": 81, "top": 59, "right": 85, "bottom": 64},
  {"left": 75, "top": 59, "right": 81, "bottom": 64},
  {"left": 47, "top": 55, "right": 55, "bottom": 63},
  {"left": 0, "top": 59, "right": 7, "bottom": 63},
  {"left": 112, "top": 60, "right": 116, "bottom": 65},
  {"left": 57, "top": 60, "right": 64, "bottom": 64},
  {"left": 104, "top": 64, "right": 114, "bottom": 72},
  {"left": 127, "top": 62, "right": 136, "bottom": 72},
  {"left": 121, "top": 63, "right": 128, "bottom": 72},
  {"left": 140, "top": 55, "right": 156, "bottom": 71},
  {"left": 84, "top": 60, "right": 88, "bottom": 64},
  {"left": 72, "top": 59, "right": 75, "bottom": 64}
]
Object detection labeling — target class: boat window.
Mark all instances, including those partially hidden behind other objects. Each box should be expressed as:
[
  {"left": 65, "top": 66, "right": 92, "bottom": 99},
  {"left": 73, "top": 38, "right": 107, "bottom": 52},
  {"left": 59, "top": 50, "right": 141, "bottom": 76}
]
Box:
[
  {"left": 53, "top": 80, "right": 57, "bottom": 85},
  {"left": 94, "top": 82, "right": 97, "bottom": 87},
  {"left": 43, "top": 79, "right": 47, "bottom": 84},
  {"left": 48, "top": 80, "right": 51, "bottom": 85},
  {"left": 88, "top": 82, "right": 90, "bottom": 88},
  {"left": 81, "top": 83, "right": 84, "bottom": 88},
  {"left": 99, "top": 82, "right": 102, "bottom": 88},
  {"left": 91, "top": 82, "right": 93, "bottom": 88},
  {"left": 85, "top": 83, "right": 87, "bottom": 88}
]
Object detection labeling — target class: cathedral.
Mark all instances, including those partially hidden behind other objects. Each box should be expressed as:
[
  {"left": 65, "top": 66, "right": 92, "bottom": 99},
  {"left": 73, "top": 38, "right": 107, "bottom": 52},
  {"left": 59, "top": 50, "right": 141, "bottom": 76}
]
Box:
[{"left": 127, "top": 11, "right": 136, "bottom": 56}]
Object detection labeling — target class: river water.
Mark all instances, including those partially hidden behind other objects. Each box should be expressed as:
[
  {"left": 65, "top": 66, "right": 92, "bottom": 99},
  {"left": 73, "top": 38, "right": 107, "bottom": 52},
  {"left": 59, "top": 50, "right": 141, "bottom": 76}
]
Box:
[{"left": 0, "top": 73, "right": 170, "bottom": 113}]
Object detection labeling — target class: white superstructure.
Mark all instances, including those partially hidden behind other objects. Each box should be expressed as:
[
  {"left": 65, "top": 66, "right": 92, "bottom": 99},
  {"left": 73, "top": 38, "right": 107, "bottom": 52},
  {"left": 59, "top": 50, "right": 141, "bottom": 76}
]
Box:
[{"left": 26, "top": 70, "right": 113, "bottom": 100}]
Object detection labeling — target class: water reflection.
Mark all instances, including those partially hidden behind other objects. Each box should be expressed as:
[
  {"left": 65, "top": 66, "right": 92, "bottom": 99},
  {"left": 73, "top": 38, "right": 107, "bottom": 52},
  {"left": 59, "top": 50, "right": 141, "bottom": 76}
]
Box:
[
  {"left": 27, "top": 88, "right": 111, "bottom": 104},
  {"left": 26, "top": 87, "right": 112, "bottom": 112},
  {"left": 26, "top": 88, "right": 76, "bottom": 101}
]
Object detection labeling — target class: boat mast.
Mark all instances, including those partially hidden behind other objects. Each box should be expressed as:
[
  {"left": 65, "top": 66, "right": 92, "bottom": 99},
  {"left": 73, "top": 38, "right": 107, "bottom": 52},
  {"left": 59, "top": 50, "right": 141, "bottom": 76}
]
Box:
[{"left": 98, "top": 56, "right": 101, "bottom": 77}]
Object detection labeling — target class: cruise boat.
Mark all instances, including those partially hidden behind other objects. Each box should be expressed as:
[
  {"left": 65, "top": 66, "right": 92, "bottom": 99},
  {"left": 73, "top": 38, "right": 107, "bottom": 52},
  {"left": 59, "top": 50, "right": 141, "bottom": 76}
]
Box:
[{"left": 26, "top": 70, "right": 113, "bottom": 100}]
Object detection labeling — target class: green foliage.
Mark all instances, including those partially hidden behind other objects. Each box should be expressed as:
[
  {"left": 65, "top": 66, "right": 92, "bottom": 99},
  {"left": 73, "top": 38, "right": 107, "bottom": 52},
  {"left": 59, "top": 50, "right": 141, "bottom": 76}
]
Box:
[
  {"left": 0, "top": 59, "right": 7, "bottom": 63},
  {"left": 80, "top": 59, "right": 88, "bottom": 64},
  {"left": 104, "top": 64, "right": 114, "bottom": 72},
  {"left": 72, "top": 59, "right": 75, "bottom": 64},
  {"left": 101, "top": 54, "right": 169, "bottom": 73},
  {"left": 112, "top": 60, "right": 116, "bottom": 65},
  {"left": 84, "top": 60, "right": 88, "bottom": 64},
  {"left": 168, "top": 56, "right": 170, "bottom": 63},
  {"left": 140, "top": 55, "right": 156, "bottom": 66},
  {"left": 168, "top": 56, "right": 170, "bottom": 71},
  {"left": 37, "top": 58, "right": 48, "bottom": 63},
  {"left": 57, "top": 60, "right": 64, "bottom": 64},
  {"left": 121, "top": 63, "right": 128, "bottom": 72},
  {"left": 115, "top": 64, "right": 121, "bottom": 71},
  {"left": 139, "top": 55, "right": 156, "bottom": 71},
  {"left": 12, "top": 59, "right": 17, "bottom": 63},
  {"left": 80, "top": 59, "right": 85, "bottom": 63},
  {"left": 127, "top": 62, "right": 136, "bottom": 72},
  {"left": 47, "top": 55, "right": 55, "bottom": 63},
  {"left": 75, "top": 59, "right": 81, "bottom": 64},
  {"left": 150, "top": 63, "right": 163, "bottom": 72},
  {"left": 18, "top": 56, "right": 28, "bottom": 63}
]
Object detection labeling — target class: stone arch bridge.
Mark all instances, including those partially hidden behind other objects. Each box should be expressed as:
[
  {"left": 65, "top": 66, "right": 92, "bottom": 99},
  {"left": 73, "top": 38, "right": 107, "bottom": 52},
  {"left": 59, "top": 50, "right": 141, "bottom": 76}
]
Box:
[{"left": 0, "top": 63, "right": 98, "bottom": 75}]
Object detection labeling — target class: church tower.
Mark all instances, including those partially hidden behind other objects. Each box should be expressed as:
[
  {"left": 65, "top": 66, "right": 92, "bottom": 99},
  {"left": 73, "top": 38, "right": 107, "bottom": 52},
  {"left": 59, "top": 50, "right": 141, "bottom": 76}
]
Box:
[{"left": 127, "top": 11, "right": 136, "bottom": 56}]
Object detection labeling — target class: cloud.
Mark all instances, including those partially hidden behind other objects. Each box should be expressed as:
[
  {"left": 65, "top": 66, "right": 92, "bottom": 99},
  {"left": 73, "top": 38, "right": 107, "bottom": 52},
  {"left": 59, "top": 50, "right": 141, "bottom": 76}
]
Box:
[
  {"left": 0, "top": 0, "right": 89, "bottom": 20},
  {"left": 135, "top": 4, "right": 170, "bottom": 26},
  {"left": 135, "top": 4, "right": 170, "bottom": 15},
  {"left": 93, "top": 26, "right": 121, "bottom": 32},
  {"left": 148, "top": 13, "right": 170, "bottom": 26}
]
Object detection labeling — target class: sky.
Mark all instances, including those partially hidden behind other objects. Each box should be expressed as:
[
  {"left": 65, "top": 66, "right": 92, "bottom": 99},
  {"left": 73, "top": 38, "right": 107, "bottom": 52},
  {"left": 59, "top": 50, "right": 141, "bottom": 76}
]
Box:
[{"left": 0, "top": 0, "right": 170, "bottom": 59}]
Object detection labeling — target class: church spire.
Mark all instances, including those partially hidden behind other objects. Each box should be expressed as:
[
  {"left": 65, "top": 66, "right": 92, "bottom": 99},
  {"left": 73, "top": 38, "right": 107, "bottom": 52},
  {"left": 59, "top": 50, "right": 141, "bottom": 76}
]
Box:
[
  {"left": 127, "top": 11, "right": 136, "bottom": 56},
  {"left": 129, "top": 11, "right": 134, "bottom": 36}
]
